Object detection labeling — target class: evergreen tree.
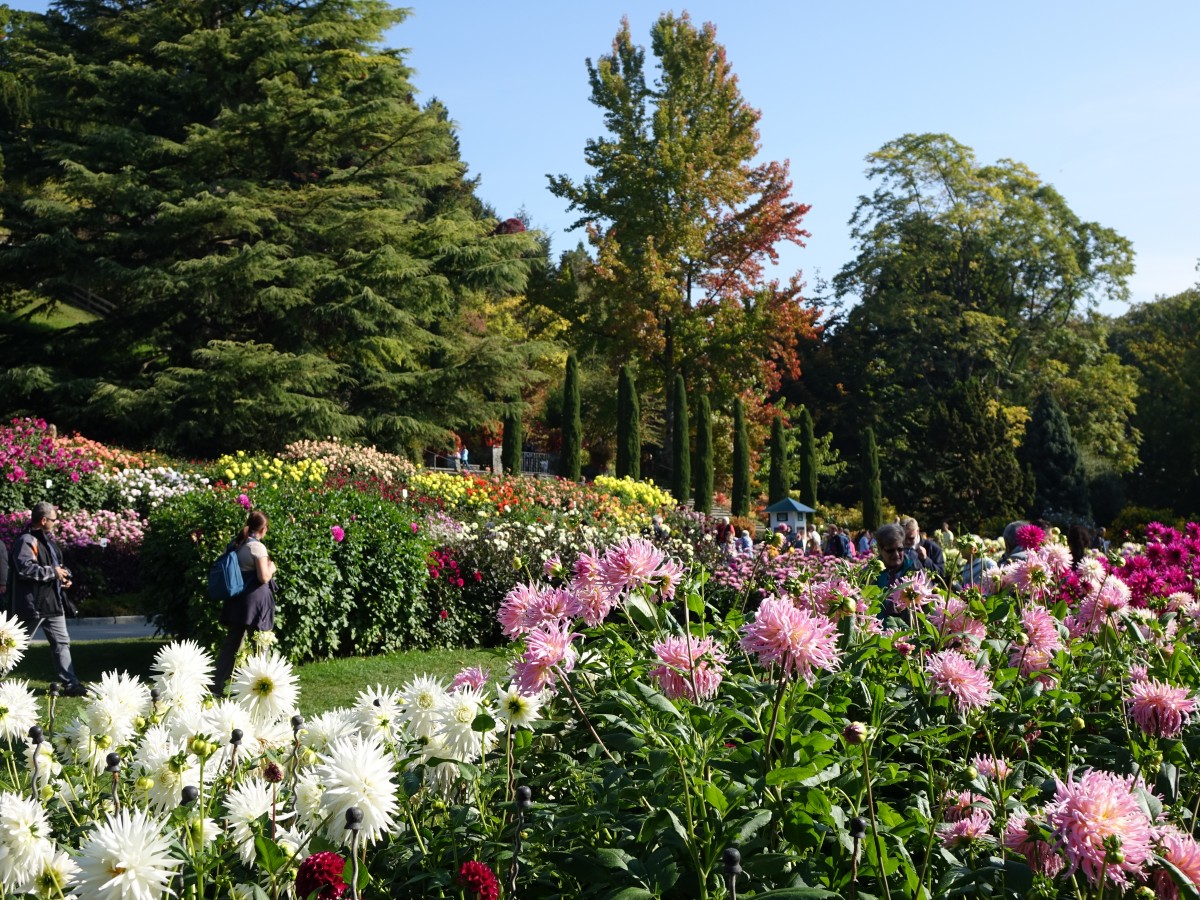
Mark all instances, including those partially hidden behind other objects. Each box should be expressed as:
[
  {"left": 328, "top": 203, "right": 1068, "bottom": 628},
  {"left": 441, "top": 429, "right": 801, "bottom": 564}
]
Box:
[
  {"left": 0, "top": 0, "right": 543, "bottom": 454},
  {"left": 732, "top": 398, "right": 751, "bottom": 517},
  {"left": 559, "top": 353, "right": 582, "bottom": 481},
  {"left": 671, "top": 374, "right": 691, "bottom": 502},
  {"left": 694, "top": 394, "right": 714, "bottom": 515},
  {"left": 1019, "top": 392, "right": 1092, "bottom": 521},
  {"left": 798, "top": 407, "right": 818, "bottom": 509},
  {"left": 615, "top": 365, "right": 641, "bottom": 479},
  {"left": 862, "top": 426, "right": 882, "bottom": 531},
  {"left": 501, "top": 400, "right": 523, "bottom": 476},
  {"left": 925, "top": 380, "right": 1033, "bottom": 530},
  {"left": 768, "top": 414, "right": 790, "bottom": 504}
]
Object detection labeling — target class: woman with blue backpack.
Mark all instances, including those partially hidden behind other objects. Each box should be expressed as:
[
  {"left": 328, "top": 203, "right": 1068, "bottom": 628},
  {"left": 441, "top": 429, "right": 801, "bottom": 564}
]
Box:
[{"left": 211, "top": 509, "right": 277, "bottom": 695}]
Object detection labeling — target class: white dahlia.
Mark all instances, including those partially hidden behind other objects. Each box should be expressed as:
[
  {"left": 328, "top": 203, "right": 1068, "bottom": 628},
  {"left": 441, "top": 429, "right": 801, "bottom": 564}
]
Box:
[
  {"left": 150, "top": 641, "right": 214, "bottom": 709},
  {"left": 314, "top": 734, "right": 398, "bottom": 846},
  {"left": 231, "top": 652, "right": 299, "bottom": 724},
  {"left": 0, "top": 680, "right": 39, "bottom": 743},
  {"left": 0, "top": 613, "right": 30, "bottom": 675},
  {"left": 76, "top": 808, "right": 179, "bottom": 900}
]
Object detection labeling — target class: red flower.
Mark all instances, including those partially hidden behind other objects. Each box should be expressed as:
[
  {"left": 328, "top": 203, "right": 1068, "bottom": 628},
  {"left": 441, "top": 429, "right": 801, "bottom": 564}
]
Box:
[
  {"left": 295, "top": 852, "right": 348, "bottom": 900},
  {"left": 440, "top": 609, "right": 449, "bottom": 620},
  {"left": 457, "top": 861, "right": 500, "bottom": 900}
]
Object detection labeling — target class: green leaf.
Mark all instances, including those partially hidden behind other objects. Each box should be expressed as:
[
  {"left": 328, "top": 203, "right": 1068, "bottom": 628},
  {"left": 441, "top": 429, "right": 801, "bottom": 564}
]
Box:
[
  {"left": 471, "top": 713, "right": 496, "bottom": 732},
  {"left": 747, "top": 889, "right": 839, "bottom": 898},
  {"left": 633, "top": 680, "right": 684, "bottom": 720},
  {"left": 703, "top": 781, "right": 729, "bottom": 816},
  {"left": 735, "top": 809, "right": 773, "bottom": 843},
  {"left": 595, "top": 848, "right": 634, "bottom": 870},
  {"left": 254, "top": 834, "right": 286, "bottom": 873},
  {"left": 606, "top": 889, "right": 656, "bottom": 900}
]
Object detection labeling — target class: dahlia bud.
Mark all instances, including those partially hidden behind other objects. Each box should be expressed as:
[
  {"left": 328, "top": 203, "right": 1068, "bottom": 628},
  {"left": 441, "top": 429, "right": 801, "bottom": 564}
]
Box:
[
  {"left": 264, "top": 762, "right": 284, "bottom": 783},
  {"left": 965, "top": 765, "right": 979, "bottom": 781},
  {"left": 1013, "top": 632, "right": 1030, "bottom": 647},
  {"left": 842, "top": 722, "right": 869, "bottom": 745},
  {"left": 1071, "top": 716, "right": 1086, "bottom": 731}
]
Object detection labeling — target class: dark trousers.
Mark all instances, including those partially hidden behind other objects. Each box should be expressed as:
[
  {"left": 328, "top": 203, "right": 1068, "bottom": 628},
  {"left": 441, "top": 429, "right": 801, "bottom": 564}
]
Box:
[{"left": 211, "top": 626, "right": 253, "bottom": 696}]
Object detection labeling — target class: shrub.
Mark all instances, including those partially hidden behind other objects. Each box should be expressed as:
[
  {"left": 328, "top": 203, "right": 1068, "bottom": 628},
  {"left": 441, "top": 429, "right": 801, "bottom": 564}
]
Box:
[
  {"left": 142, "top": 483, "right": 436, "bottom": 662},
  {"left": 0, "top": 417, "right": 115, "bottom": 512},
  {"left": 282, "top": 438, "right": 416, "bottom": 482}
]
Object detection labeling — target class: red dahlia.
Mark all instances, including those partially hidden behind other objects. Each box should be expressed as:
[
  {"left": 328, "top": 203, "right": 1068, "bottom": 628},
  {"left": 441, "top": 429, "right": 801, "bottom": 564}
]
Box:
[
  {"left": 295, "top": 851, "right": 348, "bottom": 900},
  {"left": 457, "top": 860, "right": 501, "bottom": 900}
]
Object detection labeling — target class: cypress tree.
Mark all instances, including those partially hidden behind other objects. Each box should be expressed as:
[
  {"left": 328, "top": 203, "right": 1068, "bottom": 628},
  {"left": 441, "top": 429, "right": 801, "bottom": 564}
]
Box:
[
  {"left": 501, "top": 400, "right": 523, "bottom": 475},
  {"left": 558, "top": 353, "right": 582, "bottom": 481},
  {"left": 732, "top": 398, "right": 751, "bottom": 517},
  {"left": 798, "top": 406, "right": 818, "bottom": 509},
  {"left": 671, "top": 374, "right": 691, "bottom": 502},
  {"left": 768, "top": 413, "right": 789, "bottom": 504},
  {"left": 694, "top": 394, "right": 714, "bottom": 515},
  {"left": 1019, "top": 392, "right": 1092, "bottom": 521},
  {"left": 615, "top": 365, "right": 640, "bottom": 479},
  {"left": 862, "top": 426, "right": 882, "bottom": 531}
]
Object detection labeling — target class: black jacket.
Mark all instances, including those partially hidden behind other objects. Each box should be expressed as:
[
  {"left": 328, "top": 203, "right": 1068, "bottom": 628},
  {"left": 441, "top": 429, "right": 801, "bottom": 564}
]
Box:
[{"left": 9, "top": 530, "right": 66, "bottom": 620}]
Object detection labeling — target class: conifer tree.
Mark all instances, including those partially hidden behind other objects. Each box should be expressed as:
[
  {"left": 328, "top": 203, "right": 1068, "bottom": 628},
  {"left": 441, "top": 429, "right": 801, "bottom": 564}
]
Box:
[
  {"left": 768, "top": 414, "right": 790, "bottom": 504},
  {"left": 0, "top": 0, "right": 543, "bottom": 454},
  {"left": 732, "top": 398, "right": 751, "bottom": 517},
  {"left": 862, "top": 426, "right": 883, "bottom": 531},
  {"left": 501, "top": 400, "right": 523, "bottom": 476},
  {"left": 798, "top": 407, "right": 818, "bottom": 509},
  {"left": 671, "top": 375, "right": 691, "bottom": 502},
  {"left": 616, "top": 365, "right": 641, "bottom": 479},
  {"left": 694, "top": 394, "right": 714, "bottom": 515},
  {"left": 1019, "top": 392, "right": 1092, "bottom": 521},
  {"left": 559, "top": 354, "right": 582, "bottom": 481}
]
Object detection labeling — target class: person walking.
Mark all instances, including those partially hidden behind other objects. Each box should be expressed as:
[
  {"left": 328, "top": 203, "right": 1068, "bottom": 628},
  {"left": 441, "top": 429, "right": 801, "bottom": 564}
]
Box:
[
  {"left": 211, "top": 509, "right": 277, "bottom": 695},
  {"left": 8, "top": 502, "right": 87, "bottom": 695}
]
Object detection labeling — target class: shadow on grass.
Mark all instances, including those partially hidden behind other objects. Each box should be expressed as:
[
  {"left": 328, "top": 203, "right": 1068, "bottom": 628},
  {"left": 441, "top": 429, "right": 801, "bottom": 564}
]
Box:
[{"left": 17, "top": 639, "right": 168, "bottom": 690}]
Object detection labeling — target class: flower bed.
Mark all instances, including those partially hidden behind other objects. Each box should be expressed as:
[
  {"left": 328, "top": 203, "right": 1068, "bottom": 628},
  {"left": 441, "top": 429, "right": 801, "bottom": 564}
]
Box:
[{"left": 0, "top": 526, "right": 1199, "bottom": 897}]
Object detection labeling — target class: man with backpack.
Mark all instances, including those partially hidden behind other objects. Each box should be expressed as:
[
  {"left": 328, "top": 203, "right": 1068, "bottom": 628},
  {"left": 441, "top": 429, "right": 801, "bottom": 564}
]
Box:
[{"left": 8, "top": 502, "right": 86, "bottom": 696}]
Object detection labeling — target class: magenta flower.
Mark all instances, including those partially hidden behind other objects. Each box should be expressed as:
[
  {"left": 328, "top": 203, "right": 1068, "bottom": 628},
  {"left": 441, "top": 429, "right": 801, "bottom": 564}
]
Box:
[
  {"left": 236, "top": 493, "right": 252, "bottom": 510},
  {"left": 1016, "top": 523, "right": 1046, "bottom": 551},
  {"left": 1045, "top": 769, "right": 1153, "bottom": 887},
  {"left": 739, "top": 597, "right": 842, "bottom": 684},
  {"left": 330, "top": 525, "right": 345, "bottom": 543},
  {"left": 649, "top": 635, "right": 727, "bottom": 701},
  {"left": 1127, "top": 678, "right": 1197, "bottom": 738},
  {"left": 498, "top": 583, "right": 540, "bottom": 638},
  {"left": 925, "top": 650, "right": 993, "bottom": 714},
  {"left": 937, "top": 808, "right": 993, "bottom": 848}
]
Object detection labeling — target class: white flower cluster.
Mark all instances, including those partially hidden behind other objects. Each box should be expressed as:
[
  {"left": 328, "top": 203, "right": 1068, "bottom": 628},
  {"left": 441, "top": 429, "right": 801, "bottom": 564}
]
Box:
[
  {"left": 0, "top": 626, "right": 544, "bottom": 899},
  {"left": 98, "top": 467, "right": 210, "bottom": 510}
]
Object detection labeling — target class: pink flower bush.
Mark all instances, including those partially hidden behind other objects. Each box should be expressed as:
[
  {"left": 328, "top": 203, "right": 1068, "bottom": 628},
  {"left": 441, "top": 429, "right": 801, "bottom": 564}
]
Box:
[
  {"left": 925, "top": 650, "right": 993, "bottom": 714},
  {"left": 1127, "top": 678, "right": 1197, "bottom": 738},
  {"left": 649, "top": 635, "right": 727, "bottom": 702},
  {"left": 739, "top": 597, "right": 842, "bottom": 684},
  {"left": 1045, "top": 769, "right": 1154, "bottom": 887}
]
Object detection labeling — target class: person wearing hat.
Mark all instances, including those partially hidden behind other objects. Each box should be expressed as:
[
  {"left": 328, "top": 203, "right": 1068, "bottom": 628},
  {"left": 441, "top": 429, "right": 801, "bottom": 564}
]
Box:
[{"left": 7, "top": 501, "right": 86, "bottom": 695}]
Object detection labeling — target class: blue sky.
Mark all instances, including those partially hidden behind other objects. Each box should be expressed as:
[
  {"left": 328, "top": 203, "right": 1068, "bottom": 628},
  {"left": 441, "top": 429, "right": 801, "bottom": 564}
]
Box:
[{"left": 7, "top": 1, "right": 1199, "bottom": 312}]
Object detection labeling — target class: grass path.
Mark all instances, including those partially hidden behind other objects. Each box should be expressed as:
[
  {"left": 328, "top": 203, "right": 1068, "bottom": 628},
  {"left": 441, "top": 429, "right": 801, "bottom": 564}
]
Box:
[{"left": 18, "top": 639, "right": 508, "bottom": 718}]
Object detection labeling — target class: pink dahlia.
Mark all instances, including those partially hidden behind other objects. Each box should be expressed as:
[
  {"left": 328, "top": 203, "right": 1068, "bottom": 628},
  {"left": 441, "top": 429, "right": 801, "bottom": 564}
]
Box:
[
  {"left": 889, "top": 571, "right": 936, "bottom": 612},
  {"left": 295, "top": 851, "right": 348, "bottom": 900},
  {"left": 739, "top": 597, "right": 842, "bottom": 684},
  {"left": 925, "top": 650, "right": 993, "bottom": 714},
  {"left": 512, "top": 621, "right": 580, "bottom": 695},
  {"left": 649, "top": 635, "right": 727, "bottom": 702},
  {"left": 1154, "top": 828, "right": 1200, "bottom": 900},
  {"left": 1127, "top": 678, "right": 1197, "bottom": 738},
  {"left": 599, "top": 536, "right": 666, "bottom": 598},
  {"left": 457, "top": 860, "right": 500, "bottom": 900},
  {"left": 451, "top": 666, "right": 490, "bottom": 692},
  {"left": 330, "top": 525, "right": 345, "bottom": 543},
  {"left": 498, "top": 583, "right": 541, "bottom": 638},
  {"left": 938, "top": 808, "right": 993, "bottom": 847},
  {"left": 1016, "top": 523, "right": 1046, "bottom": 551},
  {"left": 1045, "top": 769, "right": 1154, "bottom": 887},
  {"left": 943, "top": 791, "right": 993, "bottom": 822},
  {"left": 971, "top": 753, "right": 1011, "bottom": 781},
  {"left": 928, "top": 597, "right": 986, "bottom": 645},
  {"left": 1003, "top": 814, "right": 1064, "bottom": 878}
]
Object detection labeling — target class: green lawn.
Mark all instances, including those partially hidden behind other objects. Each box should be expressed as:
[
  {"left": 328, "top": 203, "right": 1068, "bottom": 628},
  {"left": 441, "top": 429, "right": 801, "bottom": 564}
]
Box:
[{"left": 17, "top": 640, "right": 508, "bottom": 719}]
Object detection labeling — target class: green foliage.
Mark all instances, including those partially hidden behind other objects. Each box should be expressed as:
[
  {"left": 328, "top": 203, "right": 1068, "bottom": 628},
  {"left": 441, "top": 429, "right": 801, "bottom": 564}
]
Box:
[
  {"left": 731, "top": 398, "right": 750, "bottom": 517},
  {"left": 501, "top": 399, "right": 523, "bottom": 476},
  {"left": 670, "top": 374, "right": 691, "bottom": 502},
  {"left": 693, "top": 394, "right": 713, "bottom": 515},
  {"left": 141, "top": 484, "right": 438, "bottom": 663},
  {"left": 1019, "top": 392, "right": 1091, "bottom": 522},
  {"left": 767, "top": 413, "right": 789, "bottom": 504},
  {"left": 0, "top": 0, "right": 545, "bottom": 455},
  {"left": 810, "top": 133, "right": 1134, "bottom": 522},
  {"left": 558, "top": 353, "right": 582, "bottom": 481},
  {"left": 797, "top": 406, "right": 817, "bottom": 508},
  {"left": 616, "top": 365, "right": 641, "bottom": 479},
  {"left": 1112, "top": 284, "right": 1200, "bottom": 517},
  {"left": 922, "top": 380, "right": 1033, "bottom": 531},
  {"left": 862, "top": 426, "right": 882, "bottom": 531}
]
